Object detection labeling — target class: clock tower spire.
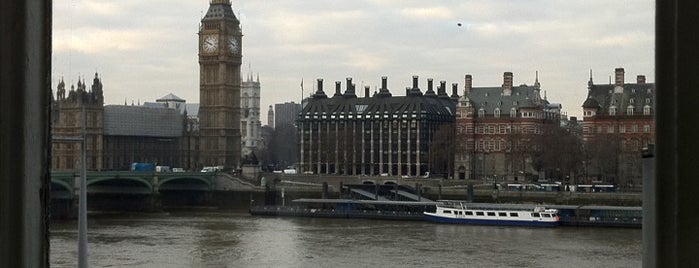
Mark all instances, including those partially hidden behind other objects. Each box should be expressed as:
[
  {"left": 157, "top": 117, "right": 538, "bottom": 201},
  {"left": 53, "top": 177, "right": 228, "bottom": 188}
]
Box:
[{"left": 198, "top": 0, "right": 242, "bottom": 169}]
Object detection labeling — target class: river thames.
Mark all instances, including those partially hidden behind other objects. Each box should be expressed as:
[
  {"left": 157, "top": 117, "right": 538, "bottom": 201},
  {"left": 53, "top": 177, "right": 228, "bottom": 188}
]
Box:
[{"left": 50, "top": 210, "right": 641, "bottom": 267}]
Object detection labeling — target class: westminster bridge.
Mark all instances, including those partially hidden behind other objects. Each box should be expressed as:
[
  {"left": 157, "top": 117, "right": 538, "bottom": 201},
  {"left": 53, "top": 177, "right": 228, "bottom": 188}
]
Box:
[{"left": 49, "top": 171, "right": 260, "bottom": 217}]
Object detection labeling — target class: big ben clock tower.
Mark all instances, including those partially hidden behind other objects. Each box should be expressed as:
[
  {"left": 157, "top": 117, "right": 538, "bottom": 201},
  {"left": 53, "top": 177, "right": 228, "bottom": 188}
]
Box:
[{"left": 198, "top": 0, "right": 242, "bottom": 169}]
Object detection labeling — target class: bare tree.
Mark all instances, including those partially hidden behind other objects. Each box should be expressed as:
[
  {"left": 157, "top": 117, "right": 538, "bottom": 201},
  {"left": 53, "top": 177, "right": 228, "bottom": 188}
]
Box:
[
  {"left": 532, "top": 123, "right": 584, "bottom": 183},
  {"left": 584, "top": 133, "right": 621, "bottom": 184},
  {"left": 261, "top": 122, "right": 298, "bottom": 170}
]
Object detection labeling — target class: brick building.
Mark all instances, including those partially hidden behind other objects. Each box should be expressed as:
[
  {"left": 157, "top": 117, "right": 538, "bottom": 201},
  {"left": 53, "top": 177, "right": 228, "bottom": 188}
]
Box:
[
  {"left": 581, "top": 68, "right": 655, "bottom": 187},
  {"left": 454, "top": 72, "right": 563, "bottom": 181}
]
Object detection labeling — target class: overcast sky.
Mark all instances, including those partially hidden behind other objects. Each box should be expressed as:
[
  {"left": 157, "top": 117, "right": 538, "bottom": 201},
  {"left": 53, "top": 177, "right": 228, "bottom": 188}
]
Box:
[{"left": 52, "top": 0, "right": 654, "bottom": 118}]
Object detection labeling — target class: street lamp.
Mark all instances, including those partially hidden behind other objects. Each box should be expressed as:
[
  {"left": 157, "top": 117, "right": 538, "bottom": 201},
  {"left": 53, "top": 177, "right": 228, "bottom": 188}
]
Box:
[{"left": 53, "top": 105, "right": 88, "bottom": 268}]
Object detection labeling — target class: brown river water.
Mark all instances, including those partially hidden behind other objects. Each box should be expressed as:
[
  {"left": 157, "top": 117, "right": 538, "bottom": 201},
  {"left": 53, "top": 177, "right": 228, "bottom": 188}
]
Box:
[{"left": 50, "top": 210, "right": 641, "bottom": 267}]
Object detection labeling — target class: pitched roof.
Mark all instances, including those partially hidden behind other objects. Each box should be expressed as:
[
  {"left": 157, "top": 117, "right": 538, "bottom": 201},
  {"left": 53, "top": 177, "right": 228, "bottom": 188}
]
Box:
[
  {"left": 300, "top": 91, "right": 455, "bottom": 122},
  {"left": 466, "top": 85, "right": 544, "bottom": 114},
  {"left": 202, "top": 1, "right": 238, "bottom": 22},
  {"left": 156, "top": 93, "right": 184, "bottom": 102},
  {"left": 583, "top": 83, "right": 655, "bottom": 115},
  {"left": 103, "top": 105, "right": 183, "bottom": 137}
]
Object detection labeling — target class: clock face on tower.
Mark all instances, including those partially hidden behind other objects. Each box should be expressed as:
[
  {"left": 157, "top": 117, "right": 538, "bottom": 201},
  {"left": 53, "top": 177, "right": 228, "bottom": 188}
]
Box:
[
  {"left": 202, "top": 34, "right": 219, "bottom": 53},
  {"left": 228, "top": 37, "right": 239, "bottom": 54}
]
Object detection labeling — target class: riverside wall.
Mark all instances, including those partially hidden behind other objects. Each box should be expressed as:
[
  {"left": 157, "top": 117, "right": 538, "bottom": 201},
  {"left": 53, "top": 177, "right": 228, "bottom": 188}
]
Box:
[
  {"left": 50, "top": 173, "right": 642, "bottom": 219},
  {"left": 228, "top": 173, "right": 642, "bottom": 207}
]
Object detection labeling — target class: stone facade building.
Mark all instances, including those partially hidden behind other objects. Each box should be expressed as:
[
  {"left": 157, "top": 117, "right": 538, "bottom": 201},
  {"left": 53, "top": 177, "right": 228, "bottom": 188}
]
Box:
[
  {"left": 197, "top": 0, "right": 242, "bottom": 169},
  {"left": 581, "top": 68, "right": 655, "bottom": 186},
  {"left": 241, "top": 74, "right": 262, "bottom": 156},
  {"left": 454, "top": 72, "right": 563, "bottom": 181},
  {"left": 51, "top": 0, "right": 246, "bottom": 172},
  {"left": 267, "top": 105, "right": 274, "bottom": 127},
  {"left": 51, "top": 74, "right": 105, "bottom": 171},
  {"left": 298, "top": 76, "right": 457, "bottom": 177},
  {"left": 51, "top": 75, "right": 192, "bottom": 171}
]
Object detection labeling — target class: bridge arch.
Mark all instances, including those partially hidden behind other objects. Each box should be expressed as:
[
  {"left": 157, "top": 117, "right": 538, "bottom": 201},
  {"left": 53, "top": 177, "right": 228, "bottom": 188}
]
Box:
[
  {"left": 159, "top": 176, "right": 211, "bottom": 191},
  {"left": 87, "top": 176, "right": 153, "bottom": 194},
  {"left": 50, "top": 180, "right": 73, "bottom": 199}
]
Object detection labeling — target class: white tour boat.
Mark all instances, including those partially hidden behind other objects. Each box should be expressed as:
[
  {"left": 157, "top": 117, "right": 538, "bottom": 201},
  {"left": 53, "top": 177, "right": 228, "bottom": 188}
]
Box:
[{"left": 424, "top": 202, "right": 560, "bottom": 227}]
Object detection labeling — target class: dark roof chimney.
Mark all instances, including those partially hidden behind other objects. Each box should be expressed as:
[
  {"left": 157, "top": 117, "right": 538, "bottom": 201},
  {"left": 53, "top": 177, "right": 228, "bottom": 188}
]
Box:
[
  {"left": 637, "top": 75, "right": 646, "bottom": 84},
  {"left": 408, "top": 75, "right": 423, "bottom": 96},
  {"left": 334, "top": 81, "right": 342, "bottom": 97},
  {"left": 464, "top": 74, "right": 472, "bottom": 95},
  {"left": 451, "top": 83, "right": 459, "bottom": 100},
  {"left": 313, "top": 78, "right": 327, "bottom": 99},
  {"left": 377, "top": 76, "right": 392, "bottom": 97},
  {"left": 615, "top": 68, "right": 625, "bottom": 87},
  {"left": 344, "top": 77, "right": 357, "bottom": 98},
  {"left": 503, "top": 72, "right": 513, "bottom": 96},
  {"left": 425, "top": 78, "right": 437, "bottom": 97},
  {"left": 438, "top": 81, "right": 449, "bottom": 99}
]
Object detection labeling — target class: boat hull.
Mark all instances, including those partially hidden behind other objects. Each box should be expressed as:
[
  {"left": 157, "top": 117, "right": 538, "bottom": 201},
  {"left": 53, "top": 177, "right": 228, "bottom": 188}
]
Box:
[{"left": 423, "top": 213, "right": 560, "bottom": 227}]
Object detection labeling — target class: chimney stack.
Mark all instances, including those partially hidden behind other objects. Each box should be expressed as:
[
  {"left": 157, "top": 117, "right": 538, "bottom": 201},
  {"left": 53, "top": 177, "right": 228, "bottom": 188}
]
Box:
[
  {"left": 408, "top": 75, "right": 422, "bottom": 96},
  {"left": 503, "top": 72, "right": 513, "bottom": 96},
  {"left": 464, "top": 74, "right": 472, "bottom": 95},
  {"left": 615, "top": 68, "right": 625, "bottom": 86},
  {"left": 451, "top": 83, "right": 459, "bottom": 99},
  {"left": 377, "top": 76, "right": 392, "bottom": 97},
  {"left": 365, "top": 86, "right": 370, "bottom": 98},
  {"left": 438, "top": 81, "right": 448, "bottom": 99},
  {"left": 425, "top": 78, "right": 436, "bottom": 97},
  {"left": 335, "top": 81, "right": 342, "bottom": 96},
  {"left": 637, "top": 75, "right": 646, "bottom": 84},
  {"left": 344, "top": 77, "right": 357, "bottom": 98},
  {"left": 313, "top": 78, "right": 328, "bottom": 99}
]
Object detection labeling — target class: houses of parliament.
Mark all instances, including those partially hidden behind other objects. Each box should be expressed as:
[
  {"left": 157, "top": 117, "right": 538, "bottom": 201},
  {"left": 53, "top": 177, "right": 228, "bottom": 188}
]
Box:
[{"left": 51, "top": 0, "right": 251, "bottom": 171}]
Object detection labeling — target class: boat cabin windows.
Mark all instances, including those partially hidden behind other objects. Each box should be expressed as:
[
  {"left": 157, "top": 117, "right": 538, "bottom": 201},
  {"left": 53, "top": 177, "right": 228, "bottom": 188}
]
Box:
[
  {"left": 465, "top": 211, "right": 473, "bottom": 216},
  {"left": 498, "top": 212, "right": 507, "bottom": 217},
  {"left": 443, "top": 210, "right": 452, "bottom": 214},
  {"left": 509, "top": 212, "right": 519, "bottom": 217},
  {"left": 476, "top": 211, "right": 484, "bottom": 216},
  {"left": 532, "top": 212, "right": 540, "bottom": 217},
  {"left": 543, "top": 214, "right": 551, "bottom": 218},
  {"left": 487, "top": 212, "right": 496, "bottom": 216}
]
